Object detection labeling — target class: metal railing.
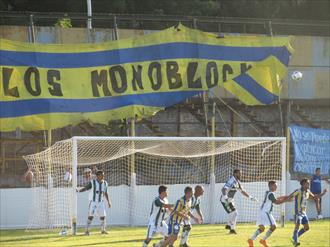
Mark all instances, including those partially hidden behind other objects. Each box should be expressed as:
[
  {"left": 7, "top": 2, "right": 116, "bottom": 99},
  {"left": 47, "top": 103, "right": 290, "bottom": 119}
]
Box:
[{"left": 1, "top": 11, "right": 329, "bottom": 36}]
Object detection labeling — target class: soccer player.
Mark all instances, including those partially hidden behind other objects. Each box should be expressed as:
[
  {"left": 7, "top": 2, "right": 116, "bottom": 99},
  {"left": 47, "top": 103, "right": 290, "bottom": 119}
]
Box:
[
  {"left": 179, "top": 185, "right": 205, "bottom": 247},
  {"left": 77, "top": 170, "right": 112, "bottom": 235},
  {"left": 248, "top": 180, "right": 287, "bottom": 247},
  {"left": 220, "top": 169, "right": 257, "bottom": 234},
  {"left": 78, "top": 167, "right": 95, "bottom": 186},
  {"left": 310, "top": 167, "right": 330, "bottom": 219},
  {"left": 287, "top": 178, "right": 327, "bottom": 246},
  {"left": 162, "top": 186, "right": 200, "bottom": 247},
  {"left": 142, "top": 185, "right": 172, "bottom": 247}
]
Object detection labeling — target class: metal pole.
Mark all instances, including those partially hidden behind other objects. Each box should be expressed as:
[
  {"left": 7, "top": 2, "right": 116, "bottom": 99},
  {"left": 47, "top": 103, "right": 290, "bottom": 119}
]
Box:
[
  {"left": 268, "top": 20, "right": 273, "bottom": 36},
  {"left": 129, "top": 116, "right": 136, "bottom": 226},
  {"left": 47, "top": 129, "right": 52, "bottom": 147},
  {"left": 113, "top": 15, "right": 119, "bottom": 40},
  {"left": 28, "top": 14, "right": 35, "bottom": 43},
  {"left": 203, "top": 93, "right": 209, "bottom": 137},
  {"left": 18, "top": 14, "right": 36, "bottom": 139},
  {"left": 87, "top": 0, "right": 92, "bottom": 29},
  {"left": 86, "top": 0, "right": 92, "bottom": 42},
  {"left": 208, "top": 102, "right": 216, "bottom": 223},
  {"left": 192, "top": 18, "right": 210, "bottom": 137},
  {"left": 1, "top": 142, "right": 5, "bottom": 174},
  {"left": 176, "top": 105, "right": 181, "bottom": 136},
  {"left": 281, "top": 138, "right": 287, "bottom": 227}
]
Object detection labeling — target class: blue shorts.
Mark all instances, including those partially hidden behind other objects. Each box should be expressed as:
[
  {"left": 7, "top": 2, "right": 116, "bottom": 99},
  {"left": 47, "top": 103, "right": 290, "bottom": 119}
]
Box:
[
  {"left": 168, "top": 221, "right": 180, "bottom": 235},
  {"left": 295, "top": 213, "right": 309, "bottom": 225}
]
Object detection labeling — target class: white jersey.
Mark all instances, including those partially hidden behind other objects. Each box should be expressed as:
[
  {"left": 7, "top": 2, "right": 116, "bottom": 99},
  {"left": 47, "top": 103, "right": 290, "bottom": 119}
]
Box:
[
  {"left": 149, "top": 196, "right": 168, "bottom": 227},
  {"left": 86, "top": 179, "right": 108, "bottom": 202},
  {"left": 260, "top": 191, "right": 276, "bottom": 213},
  {"left": 223, "top": 176, "right": 242, "bottom": 199},
  {"left": 191, "top": 195, "right": 202, "bottom": 212}
]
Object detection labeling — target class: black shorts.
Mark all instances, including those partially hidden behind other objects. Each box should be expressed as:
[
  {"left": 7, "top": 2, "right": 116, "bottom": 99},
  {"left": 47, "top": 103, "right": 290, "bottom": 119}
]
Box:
[{"left": 221, "top": 200, "right": 236, "bottom": 213}]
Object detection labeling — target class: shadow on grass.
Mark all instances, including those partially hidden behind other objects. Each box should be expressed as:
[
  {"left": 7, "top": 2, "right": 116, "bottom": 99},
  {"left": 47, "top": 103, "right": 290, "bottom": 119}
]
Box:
[
  {"left": 0, "top": 234, "right": 59, "bottom": 243},
  {"left": 67, "top": 238, "right": 146, "bottom": 246}
]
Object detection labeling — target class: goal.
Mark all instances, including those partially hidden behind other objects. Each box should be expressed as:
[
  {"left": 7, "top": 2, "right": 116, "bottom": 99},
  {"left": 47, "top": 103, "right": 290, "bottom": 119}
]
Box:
[{"left": 23, "top": 136, "right": 286, "bottom": 233}]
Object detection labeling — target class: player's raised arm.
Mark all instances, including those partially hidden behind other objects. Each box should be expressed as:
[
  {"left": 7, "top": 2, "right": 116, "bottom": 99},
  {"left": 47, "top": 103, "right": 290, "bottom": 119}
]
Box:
[
  {"left": 77, "top": 181, "right": 92, "bottom": 192},
  {"left": 286, "top": 189, "right": 301, "bottom": 202},
  {"left": 155, "top": 197, "right": 173, "bottom": 209},
  {"left": 309, "top": 188, "right": 327, "bottom": 200},
  {"left": 317, "top": 188, "right": 328, "bottom": 197}
]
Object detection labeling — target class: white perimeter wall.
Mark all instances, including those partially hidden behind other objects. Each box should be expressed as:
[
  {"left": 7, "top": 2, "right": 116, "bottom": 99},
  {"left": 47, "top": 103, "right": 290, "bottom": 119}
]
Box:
[{"left": 1, "top": 180, "right": 329, "bottom": 229}]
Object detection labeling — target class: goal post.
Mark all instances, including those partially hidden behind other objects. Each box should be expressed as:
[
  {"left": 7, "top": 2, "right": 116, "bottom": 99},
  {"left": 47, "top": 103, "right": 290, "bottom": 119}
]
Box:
[
  {"left": 24, "top": 136, "right": 286, "bottom": 233},
  {"left": 71, "top": 137, "right": 78, "bottom": 235}
]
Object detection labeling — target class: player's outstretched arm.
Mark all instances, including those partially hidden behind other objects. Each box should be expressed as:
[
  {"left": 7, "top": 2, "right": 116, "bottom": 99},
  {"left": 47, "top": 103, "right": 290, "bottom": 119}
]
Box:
[
  {"left": 272, "top": 195, "right": 289, "bottom": 204},
  {"left": 188, "top": 211, "right": 200, "bottom": 223},
  {"left": 77, "top": 181, "right": 92, "bottom": 193},
  {"left": 240, "top": 189, "right": 258, "bottom": 201},
  {"left": 195, "top": 205, "right": 204, "bottom": 223},
  {"left": 163, "top": 203, "right": 173, "bottom": 211},
  {"left": 104, "top": 192, "right": 112, "bottom": 208},
  {"left": 314, "top": 188, "right": 328, "bottom": 199},
  {"left": 285, "top": 190, "right": 299, "bottom": 201},
  {"left": 319, "top": 189, "right": 328, "bottom": 197}
]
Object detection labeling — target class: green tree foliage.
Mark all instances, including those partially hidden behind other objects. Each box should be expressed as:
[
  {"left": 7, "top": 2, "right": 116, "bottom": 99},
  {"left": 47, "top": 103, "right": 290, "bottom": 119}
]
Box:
[
  {"left": 55, "top": 14, "right": 72, "bottom": 28},
  {"left": 1, "top": 0, "right": 329, "bottom": 20}
]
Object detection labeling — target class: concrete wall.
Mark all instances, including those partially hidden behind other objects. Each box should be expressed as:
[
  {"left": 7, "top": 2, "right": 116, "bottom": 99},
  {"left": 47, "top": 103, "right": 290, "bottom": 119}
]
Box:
[{"left": 1, "top": 181, "right": 329, "bottom": 229}]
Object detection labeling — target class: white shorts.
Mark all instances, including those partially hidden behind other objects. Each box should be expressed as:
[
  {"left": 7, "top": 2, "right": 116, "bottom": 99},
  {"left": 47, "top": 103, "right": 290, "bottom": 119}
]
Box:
[
  {"left": 146, "top": 221, "right": 168, "bottom": 239},
  {"left": 88, "top": 201, "right": 106, "bottom": 217},
  {"left": 256, "top": 211, "right": 276, "bottom": 227}
]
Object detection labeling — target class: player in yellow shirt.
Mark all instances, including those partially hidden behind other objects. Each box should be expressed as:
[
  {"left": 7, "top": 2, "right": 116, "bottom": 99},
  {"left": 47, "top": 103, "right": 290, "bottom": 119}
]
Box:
[
  {"left": 161, "top": 186, "right": 200, "bottom": 247},
  {"left": 287, "top": 178, "right": 327, "bottom": 246}
]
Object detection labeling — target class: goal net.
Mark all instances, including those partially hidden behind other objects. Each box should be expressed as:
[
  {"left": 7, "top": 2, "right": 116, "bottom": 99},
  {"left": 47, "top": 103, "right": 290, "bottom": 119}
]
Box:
[{"left": 23, "top": 136, "right": 286, "bottom": 232}]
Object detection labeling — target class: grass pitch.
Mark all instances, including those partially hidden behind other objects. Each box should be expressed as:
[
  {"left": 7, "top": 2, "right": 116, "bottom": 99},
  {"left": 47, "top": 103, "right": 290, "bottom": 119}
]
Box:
[{"left": 0, "top": 220, "right": 329, "bottom": 247}]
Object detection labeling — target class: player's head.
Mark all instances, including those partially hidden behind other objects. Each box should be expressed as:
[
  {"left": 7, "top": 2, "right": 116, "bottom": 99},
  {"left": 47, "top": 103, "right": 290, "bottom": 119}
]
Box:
[
  {"left": 84, "top": 168, "right": 92, "bottom": 178},
  {"left": 96, "top": 170, "right": 104, "bottom": 180},
  {"left": 315, "top": 167, "right": 321, "bottom": 176},
  {"left": 268, "top": 180, "right": 277, "bottom": 192},
  {"left": 233, "top": 169, "right": 241, "bottom": 180},
  {"left": 184, "top": 186, "right": 193, "bottom": 199},
  {"left": 194, "top": 185, "right": 204, "bottom": 197},
  {"left": 300, "top": 178, "right": 310, "bottom": 190},
  {"left": 158, "top": 185, "right": 168, "bottom": 198}
]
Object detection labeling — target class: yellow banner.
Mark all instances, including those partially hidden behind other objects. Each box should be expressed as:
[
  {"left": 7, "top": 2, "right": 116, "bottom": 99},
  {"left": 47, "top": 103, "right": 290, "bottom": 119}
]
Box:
[{"left": 0, "top": 24, "right": 293, "bottom": 131}]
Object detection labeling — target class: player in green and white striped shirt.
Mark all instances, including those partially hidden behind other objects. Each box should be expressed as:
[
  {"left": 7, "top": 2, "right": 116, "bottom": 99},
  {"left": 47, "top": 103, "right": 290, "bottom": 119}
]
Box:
[
  {"left": 77, "top": 170, "right": 111, "bottom": 235},
  {"left": 142, "top": 185, "right": 173, "bottom": 247},
  {"left": 248, "top": 180, "right": 287, "bottom": 247}
]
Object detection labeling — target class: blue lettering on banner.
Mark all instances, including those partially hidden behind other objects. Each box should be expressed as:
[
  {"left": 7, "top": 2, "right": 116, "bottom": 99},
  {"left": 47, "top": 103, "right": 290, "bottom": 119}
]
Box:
[{"left": 289, "top": 125, "right": 330, "bottom": 175}]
